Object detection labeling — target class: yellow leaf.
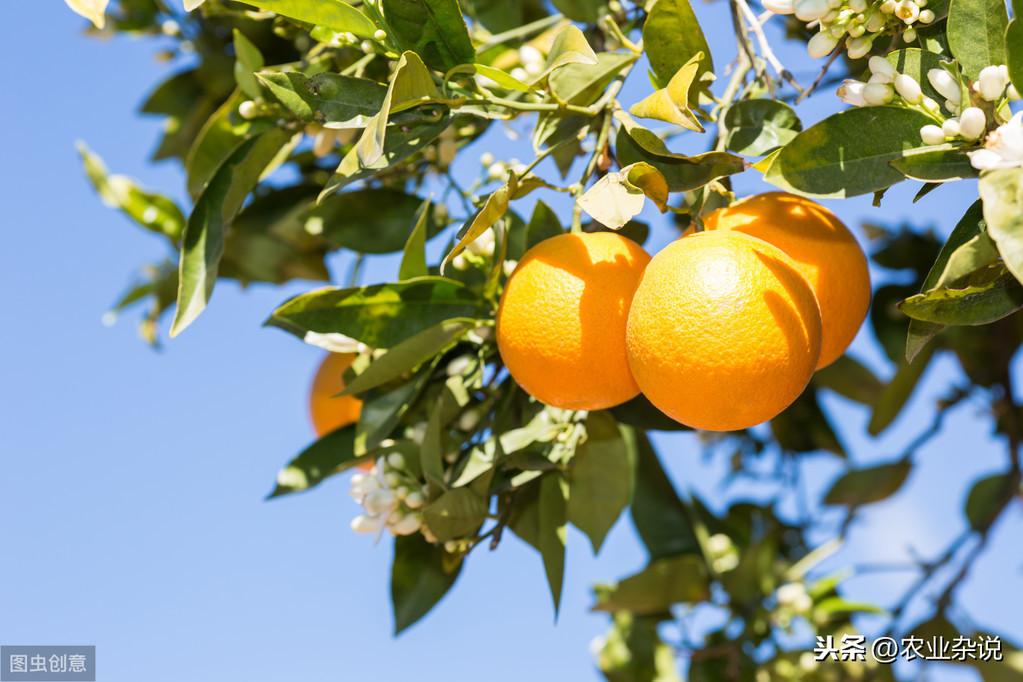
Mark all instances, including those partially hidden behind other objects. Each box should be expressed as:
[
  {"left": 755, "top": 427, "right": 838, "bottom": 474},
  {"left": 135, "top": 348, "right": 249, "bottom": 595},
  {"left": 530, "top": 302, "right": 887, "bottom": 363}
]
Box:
[
  {"left": 65, "top": 0, "right": 109, "bottom": 28},
  {"left": 628, "top": 53, "right": 704, "bottom": 132},
  {"left": 623, "top": 162, "right": 669, "bottom": 212},
  {"left": 530, "top": 25, "right": 598, "bottom": 84}
]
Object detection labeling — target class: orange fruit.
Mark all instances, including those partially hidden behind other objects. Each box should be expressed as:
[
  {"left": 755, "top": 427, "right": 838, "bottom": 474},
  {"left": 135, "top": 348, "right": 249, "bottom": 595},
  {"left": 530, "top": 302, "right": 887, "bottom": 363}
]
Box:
[
  {"left": 497, "top": 231, "right": 651, "bottom": 410},
  {"left": 626, "top": 231, "right": 822, "bottom": 431},
  {"left": 703, "top": 192, "right": 870, "bottom": 368},
  {"left": 309, "top": 353, "right": 363, "bottom": 437}
]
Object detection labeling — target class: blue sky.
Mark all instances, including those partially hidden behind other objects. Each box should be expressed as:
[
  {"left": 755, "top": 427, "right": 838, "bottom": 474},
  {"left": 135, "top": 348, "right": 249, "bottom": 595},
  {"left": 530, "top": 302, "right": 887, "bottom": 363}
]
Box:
[{"left": 0, "top": 2, "right": 1019, "bottom": 681}]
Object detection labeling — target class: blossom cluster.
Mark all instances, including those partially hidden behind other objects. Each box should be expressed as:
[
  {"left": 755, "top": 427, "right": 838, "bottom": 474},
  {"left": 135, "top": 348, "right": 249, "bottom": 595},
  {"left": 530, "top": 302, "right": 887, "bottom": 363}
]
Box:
[
  {"left": 349, "top": 451, "right": 430, "bottom": 539},
  {"left": 765, "top": 0, "right": 935, "bottom": 59},
  {"left": 837, "top": 57, "right": 1023, "bottom": 170}
]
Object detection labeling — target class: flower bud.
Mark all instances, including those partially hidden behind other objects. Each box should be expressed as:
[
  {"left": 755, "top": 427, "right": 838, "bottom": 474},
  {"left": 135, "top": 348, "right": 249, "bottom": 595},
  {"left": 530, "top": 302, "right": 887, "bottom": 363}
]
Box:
[
  {"left": 902, "top": 27, "right": 917, "bottom": 42},
  {"left": 808, "top": 31, "right": 840, "bottom": 59},
  {"left": 846, "top": 37, "right": 874, "bottom": 60},
  {"left": 918, "top": 8, "right": 935, "bottom": 22},
  {"left": 958, "top": 106, "right": 987, "bottom": 140},
  {"left": 479, "top": 152, "right": 495, "bottom": 167},
  {"left": 238, "top": 100, "right": 259, "bottom": 119},
  {"left": 850, "top": 0, "right": 868, "bottom": 11},
  {"left": 866, "top": 12, "right": 887, "bottom": 31},
  {"left": 467, "top": 228, "right": 496, "bottom": 257},
  {"left": 360, "top": 40, "right": 375, "bottom": 54},
  {"left": 921, "top": 96, "right": 940, "bottom": 113},
  {"left": 880, "top": 0, "right": 896, "bottom": 11},
  {"left": 763, "top": 0, "right": 797, "bottom": 13},
  {"left": 457, "top": 408, "right": 480, "bottom": 432},
  {"left": 404, "top": 491, "right": 425, "bottom": 509},
  {"left": 837, "top": 79, "right": 868, "bottom": 106},
  {"left": 384, "top": 472, "right": 401, "bottom": 488},
  {"left": 451, "top": 253, "right": 469, "bottom": 271},
  {"left": 894, "top": 74, "right": 923, "bottom": 102},
  {"left": 869, "top": 56, "right": 896, "bottom": 78},
  {"left": 390, "top": 513, "right": 422, "bottom": 536},
  {"left": 928, "top": 69, "right": 961, "bottom": 104},
  {"left": 848, "top": 23, "right": 866, "bottom": 37},
  {"left": 387, "top": 452, "right": 406, "bottom": 469},
  {"left": 920, "top": 124, "right": 945, "bottom": 145},
  {"left": 351, "top": 514, "right": 385, "bottom": 534},
  {"left": 795, "top": 0, "right": 830, "bottom": 21},
  {"left": 977, "top": 64, "right": 1009, "bottom": 101},
  {"left": 863, "top": 82, "right": 895, "bottom": 105},
  {"left": 942, "top": 118, "right": 961, "bottom": 137},
  {"left": 373, "top": 29, "right": 387, "bottom": 41},
  {"left": 869, "top": 72, "right": 893, "bottom": 84}
]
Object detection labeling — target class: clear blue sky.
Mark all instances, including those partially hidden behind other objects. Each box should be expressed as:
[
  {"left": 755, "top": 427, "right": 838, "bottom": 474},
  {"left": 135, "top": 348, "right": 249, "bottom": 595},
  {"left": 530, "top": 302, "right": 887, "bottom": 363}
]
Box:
[{"left": 0, "top": 3, "right": 1019, "bottom": 681}]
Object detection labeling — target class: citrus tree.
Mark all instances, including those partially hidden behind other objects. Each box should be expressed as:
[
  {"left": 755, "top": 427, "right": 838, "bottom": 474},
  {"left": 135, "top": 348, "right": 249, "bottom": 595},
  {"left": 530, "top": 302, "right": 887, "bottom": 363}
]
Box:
[{"left": 68, "top": 0, "right": 1022, "bottom": 678}]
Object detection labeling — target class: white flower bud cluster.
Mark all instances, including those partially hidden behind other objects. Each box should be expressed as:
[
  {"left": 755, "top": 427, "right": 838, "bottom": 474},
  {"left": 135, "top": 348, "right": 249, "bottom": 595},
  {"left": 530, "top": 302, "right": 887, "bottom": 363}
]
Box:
[
  {"left": 327, "top": 29, "right": 388, "bottom": 50},
  {"left": 837, "top": 57, "right": 939, "bottom": 111},
  {"left": 510, "top": 45, "right": 545, "bottom": 83},
  {"left": 768, "top": 0, "right": 935, "bottom": 60},
  {"left": 349, "top": 453, "right": 430, "bottom": 538},
  {"left": 776, "top": 582, "right": 814, "bottom": 615},
  {"left": 705, "top": 533, "right": 740, "bottom": 573}
]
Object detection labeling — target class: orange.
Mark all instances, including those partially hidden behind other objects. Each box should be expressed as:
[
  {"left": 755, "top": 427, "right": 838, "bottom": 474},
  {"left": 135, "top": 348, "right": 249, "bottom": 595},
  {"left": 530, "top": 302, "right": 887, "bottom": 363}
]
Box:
[
  {"left": 309, "top": 353, "right": 363, "bottom": 437},
  {"left": 703, "top": 192, "right": 870, "bottom": 368},
  {"left": 496, "top": 231, "right": 651, "bottom": 410},
  {"left": 626, "top": 231, "right": 822, "bottom": 431}
]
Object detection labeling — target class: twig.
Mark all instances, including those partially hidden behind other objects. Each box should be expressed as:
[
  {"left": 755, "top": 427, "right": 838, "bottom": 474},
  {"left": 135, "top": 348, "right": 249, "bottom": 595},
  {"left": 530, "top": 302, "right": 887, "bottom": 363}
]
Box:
[
  {"left": 798, "top": 44, "right": 844, "bottom": 102},
  {"left": 734, "top": 0, "right": 804, "bottom": 94}
]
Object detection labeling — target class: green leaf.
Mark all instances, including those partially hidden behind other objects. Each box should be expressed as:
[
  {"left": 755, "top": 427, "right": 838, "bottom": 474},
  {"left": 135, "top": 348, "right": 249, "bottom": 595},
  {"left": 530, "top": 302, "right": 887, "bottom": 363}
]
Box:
[
  {"left": 185, "top": 92, "right": 267, "bottom": 200},
  {"left": 448, "top": 63, "right": 533, "bottom": 92},
  {"left": 899, "top": 271, "right": 1023, "bottom": 325},
  {"left": 399, "top": 199, "right": 432, "bottom": 280},
  {"left": 764, "top": 107, "right": 935, "bottom": 198},
  {"left": 567, "top": 413, "right": 635, "bottom": 554},
  {"left": 312, "top": 188, "right": 436, "bottom": 254},
  {"left": 538, "top": 473, "right": 568, "bottom": 616},
  {"left": 1007, "top": 19, "right": 1023, "bottom": 93},
  {"left": 531, "top": 25, "right": 598, "bottom": 84},
  {"left": 268, "top": 276, "right": 490, "bottom": 348},
  {"left": 342, "top": 318, "right": 476, "bottom": 395},
  {"left": 980, "top": 168, "right": 1023, "bottom": 285},
  {"left": 267, "top": 425, "right": 371, "bottom": 498},
  {"left": 356, "top": 369, "right": 433, "bottom": 453},
  {"left": 171, "top": 129, "right": 295, "bottom": 337},
  {"left": 441, "top": 185, "right": 510, "bottom": 271},
  {"left": 240, "top": 0, "right": 377, "bottom": 38},
  {"left": 630, "top": 432, "right": 699, "bottom": 559},
  {"left": 391, "top": 534, "right": 463, "bottom": 634},
  {"left": 381, "top": 0, "right": 475, "bottom": 71},
  {"left": 890, "top": 145, "right": 977, "bottom": 182},
  {"left": 550, "top": 0, "right": 604, "bottom": 22},
  {"left": 78, "top": 143, "right": 185, "bottom": 242},
  {"left": 643, "top": 0, "right": 712, "bottom": 95},
  {"left": 423, "top": 488, "right": 488, "bottom": 541},
  {"left": 965, "top": 472, "right": 1014, "bottom": 530},
  {"left": 595, "top": 613, "right": 682, "bottom": 682},
  {"left": 322, "top": 115, "right": 450, "bottom": 198},
  {"left": 812, "top": 355, "right": 884, "bottom": 405},
  {"left": 233, "top": 29, "right": 265, "bottom": 100},
  {"left": 257, "top": 71, "right": 386, "bottom": 124},
  {"left": 947, "top": 0, "right": 1008, "bottom": 78},
  {"left": 824, "top": 460, "right": 911, "bottom": 506},
  {"left": 724, "top": 99, "right": 802, "bottom": 157},
  {"left": 549, "top": 52, "right": 636, "bottom": 106},
  {"left": 594, "top": 555, "right": 709, "bottom": 615},
  {"left": 629, "top": 53, "right": 704, "bottom": 131},
  {"left": 508, "top": 199, "right": 563, "bottom": 260},
  {"left": 869, "top": 346, "right": 936, "bottom": 436},
  {"left": 905, "top": 200, "right": 985, "bottom": 362},
  {"left": 615, "top": 125, "right": 745, "bottom": 192}
]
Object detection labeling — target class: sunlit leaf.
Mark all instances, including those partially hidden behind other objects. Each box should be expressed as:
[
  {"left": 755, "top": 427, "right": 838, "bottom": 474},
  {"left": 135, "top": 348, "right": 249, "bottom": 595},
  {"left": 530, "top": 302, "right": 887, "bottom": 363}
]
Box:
[
  {"left": 643, "top": 0, "right": 712, "bottom": 95},
  {"left": 441, "top": 185, "right": 510, "bottom": 271},
  {"left": 947, "top": 0, "right": 1008, "bottom": 78},
  {"left": 594, "top": 555, "right": 709, "bottom": 614},
  {"left": 240, "top": 0, "right": 377, "bottom": 38},
  {"left": 530, "top": 25, "right": 598, "bottom": 84},
  {"left": 823, "top": 460, "right": 912, "bottom": 506},
  {"left": 399, "top": 199, "right": 433, "bottom": 280},
  {"left": 629, "top": 53, "right": 704, "bottom": 131},
  {"left": 980, "top": 168, "right": 1023, "bottom": 286},
  {"left": 257, "top": 71, "right": 386, "bottom": 125},
  {"left": 233, "top": 29, "right": 265, "bottom": 101},
  {"left": 724, "top": 99, "right": 802, "bottom": 157},
  {"left": 267, "top": 425, "right": 371, "bottom": 498},
  {"left": 423, "top": 488, "right": 488, "bottom": 541}
]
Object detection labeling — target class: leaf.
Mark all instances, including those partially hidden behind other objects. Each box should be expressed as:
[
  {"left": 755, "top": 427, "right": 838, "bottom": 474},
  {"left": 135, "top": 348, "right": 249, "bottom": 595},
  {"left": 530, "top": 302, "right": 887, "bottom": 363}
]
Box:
[
  {"left": 538, "top": 473, "right": 569, "bottom": 616},
  {"left": 813, "top": 355, "right": 884, "bottom": 405},
  {"left": 630, "top": 432, "right": 699, "bottom": 559},
  {"left": 980, "top": 168, "right": 1023, "bottom": 285},
  {"left": 508, "top": 199, "right": 563, "bottom": 259},
  {"left": 391, "top": 534, "right": 463, "bottom": 634},
  {"left": 257, "top": 71, "right": 386, "bottom": 125},
  {"left": 596, "top": 613, "right": 682, "bottom": 682},
  {"left": 567, "top": 413, "right": 635, "bottom": 554},
  {"left": 890, "top": 145, "right": 977, "bottom": 182},
  {"left": 947, "top": 0, "right": 1008, "bottom": 78},
  {"left": 423, "top": 488, "right": 489, "bottom": 541},
  {"left": 448, "top": 63, "right": 532, "bottom": 92},
  {"left": 629, "top": 53, "right": 704, "bottom": 131},
  {"left": 764, "top": 107, "right": 935, "bottom": 198},
  {"left": 615, "top": 125, "right": 745, "bottom": 193},
  {"left": 322, "top": 115, "right": 450, "bottom": 198},
  {"left": 185, "top": 92, "right": 266, "bottom": 200},
  {"left": 381, "top": 0, "right": 475, "bottom": 71},
  {"left": 824, "top": 460, "right": 912, "bottom": 506},
  {"left": 399, "top": 199, "right": 432, "bottom": 280},
  {"left": 724, "top": 99, "right": 802, "bottom": 157},
  {"left": 905, "top": 200, "right": 985, "bottom": 362},
  {"left": 770, "top": 386, "right": 846, "bottom": 456},
  {"left": 241, "top": 0, "right": 377, "bottom": 38},
  {"left": 267, "top": 425, "right": 370, "bottom": 498},
  {"left": 549, "top": 52, "right": 636, "bottom": 106},
  {"left": 312, "top": 189, "right": 436, "bottom": 254},
  {"left": 356, "top": 369, "right": 433, "bottom": 453},
  {"left": 531, "top": 25, "right": 598, "bottom": 84},
  {"left": 65, "top": 0, "right": 109, "bottom": 28},
  {"left": 594, "top": 555, "right": 709, "bottom": 614},
  {"left": 899, "top": 271, "right": 1023, "bottom": 325},
  {"left": 868, "top": 344, "right": 936, "bottom": 436},
  {"left": 577, "top": 171, "right": 647, "bottom": 230},
  {"left": 441, "top": 185, "right": 510, "bottom": 271},
  {"left": 550, "top": 0, "right": 604, "bottom": 22},
  {"left": 78, "top": 143, "right": 185, "bottom": 242},
  {"left": 341, "top": 318, "right": 476, "bottom": 395},
  {"left": 1008, "top": 19, "right": 1023, "bottom": 94},
  {"left": 268, "top": 276, "right": 490, "bottom": 348},
  {"left": 966, "top": 472, "right": 1014, "bottom": 530},
  {"left": 643, "top": 0, "right": 712, "bottom": 96},
  {"left": 171, "top": 129, "right": 295, "bottom": 337},
  {"left": 233, "top": 30, "right": 265, "bottom": 100},
  {"left": 184, "top": 0, "right": 207, "bottom": 9}
]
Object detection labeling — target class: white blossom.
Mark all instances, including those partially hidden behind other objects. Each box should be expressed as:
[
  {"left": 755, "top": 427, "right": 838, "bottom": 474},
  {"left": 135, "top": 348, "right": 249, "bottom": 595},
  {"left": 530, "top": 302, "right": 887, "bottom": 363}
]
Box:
[
  {"left": 795, "top": 0, "right": 829, "bottom": 21},
  {"left": 808, "top": 30, "right": 839, "bottom": 58},
  {"left": 942, "top": 118, "right": 961, "bottom": 137},
  {"left": 837, "top": 79, "right": 867, "bottom": 106},
  {"left": 390, "top": 513, "right": 423, "bottom": 536},
  {"left": 351, "top": 514, "right": 386, "bottom": 534},
  {"left": 969, "top": 112, "right": 1023, "bottom": 170},
  {"left": 868, "top": 56, "right": 896, "bottom": 78}
]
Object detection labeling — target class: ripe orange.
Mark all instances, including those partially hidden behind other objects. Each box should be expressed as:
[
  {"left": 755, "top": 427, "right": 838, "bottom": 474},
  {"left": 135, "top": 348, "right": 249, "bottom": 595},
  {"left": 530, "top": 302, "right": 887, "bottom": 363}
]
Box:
[
  {"left": 497, "top": 231, "right": 651, "bottom": 410},
  {"left": 626, "top": 231, "right": 822, "bottom": 431},
  {"left": 309, "top": 353, "right": 363, "bottom": 437},
  {"left": 703, "top": 192, "right": 870, "bottom": 368}
]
